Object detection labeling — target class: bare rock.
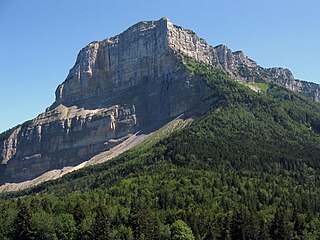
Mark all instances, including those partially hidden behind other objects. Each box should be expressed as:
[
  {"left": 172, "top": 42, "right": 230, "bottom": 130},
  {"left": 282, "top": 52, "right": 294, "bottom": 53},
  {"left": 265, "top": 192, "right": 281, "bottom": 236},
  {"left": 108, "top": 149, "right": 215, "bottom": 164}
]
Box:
[{"left": 1, "top": 17, "right": 320, "bottom": 184}]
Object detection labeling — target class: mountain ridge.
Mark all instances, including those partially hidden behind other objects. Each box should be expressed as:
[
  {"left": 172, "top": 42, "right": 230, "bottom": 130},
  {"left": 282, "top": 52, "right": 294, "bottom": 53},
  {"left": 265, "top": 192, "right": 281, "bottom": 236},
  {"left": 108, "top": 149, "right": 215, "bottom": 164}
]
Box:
[
  {"left": 1, "top": 26, "right": 320, "bottom": 238},
  {"left": 53, "top": 17, "right": 320, "bottom": 107},
  {"left": 1, "top": 57, "right": 320, "bottom": 239},
  {"left": 1, "top": 17, "right": 320, "bottom": 186}
]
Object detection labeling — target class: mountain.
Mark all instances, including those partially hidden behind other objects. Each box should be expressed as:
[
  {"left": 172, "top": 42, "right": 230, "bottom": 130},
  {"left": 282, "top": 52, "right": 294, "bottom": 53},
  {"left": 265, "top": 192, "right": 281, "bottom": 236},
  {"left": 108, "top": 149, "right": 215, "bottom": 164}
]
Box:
[
  {"left": 1, "top": 17, "right": 320, "bottom": 186},
  {"left": 1, "top": 17, "right": 320, "bottom": 239}
]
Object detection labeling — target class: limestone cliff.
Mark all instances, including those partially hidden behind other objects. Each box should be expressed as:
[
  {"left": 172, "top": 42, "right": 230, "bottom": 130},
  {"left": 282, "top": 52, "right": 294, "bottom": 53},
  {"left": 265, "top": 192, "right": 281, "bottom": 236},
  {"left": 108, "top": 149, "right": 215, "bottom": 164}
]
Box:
[
  {"left": 0, "top": 105, "right": 137, "bottom": 183},
  {"left": 1, "top": 17, "right": 319, "bottom": 184},
  {"left": 166, "top": 21, "right": 320, "bottom": 100},
  {"left": 54, "top": 17, "right": 320, "bottom": 106},
  {"left": 0, "top": 18, "right": 213, "bottom": 184}
]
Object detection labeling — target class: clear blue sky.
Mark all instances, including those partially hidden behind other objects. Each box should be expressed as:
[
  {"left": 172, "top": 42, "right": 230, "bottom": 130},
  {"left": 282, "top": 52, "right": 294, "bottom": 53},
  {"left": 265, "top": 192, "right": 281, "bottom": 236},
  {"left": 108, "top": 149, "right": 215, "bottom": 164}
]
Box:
[{"left": 0, "top": 0, "right": 319, "bottom": 132}]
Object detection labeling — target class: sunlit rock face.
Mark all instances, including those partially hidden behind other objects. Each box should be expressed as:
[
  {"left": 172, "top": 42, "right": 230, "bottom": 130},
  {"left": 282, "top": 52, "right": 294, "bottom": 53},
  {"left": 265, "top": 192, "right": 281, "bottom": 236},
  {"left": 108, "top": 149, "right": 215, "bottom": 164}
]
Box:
[
  {"left": 1, "top": 17, "right": 319, "bottom": 184},
  {"left": 0, "top": 18, "right": 213, "bottom": 183}
]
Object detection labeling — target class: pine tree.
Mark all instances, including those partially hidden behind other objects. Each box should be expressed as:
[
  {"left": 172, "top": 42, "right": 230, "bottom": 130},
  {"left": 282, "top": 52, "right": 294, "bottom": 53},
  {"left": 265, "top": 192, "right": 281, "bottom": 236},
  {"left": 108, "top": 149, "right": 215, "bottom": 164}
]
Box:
[
  {"left": 219, "top": 215, "right": 231, "bottom": 240},
  {"left": 230, "top": 211, "right": 244, "bottom": 240},
  {"left": 129, "top": 198, "right": 158, "bottom": 239},
  {"left": 270, "top": 209, "right": 287, "bottom": 240},
  {"left": 91, "top": 204, "right": 112, "bottom": 240},
  {"left": 41, "top": 197, "right": 53, "bottom": 213},
  {"left": 29, "top": 211, "right": 57, "bottom": 240},
  {"left": 13, "top": 202, "right": 32, "bottom": 240},
  {"left": 293, "top": 211, "right": 305, "bottom": 239},
  {"left": 73, "top": 202, "right": 86, "bottom": 226},
  {"left": 259, "top": 219, "right": 270, "bottom": 240},
  {"left": 55, "top": 213, "right": 77, "bottom": 240}
]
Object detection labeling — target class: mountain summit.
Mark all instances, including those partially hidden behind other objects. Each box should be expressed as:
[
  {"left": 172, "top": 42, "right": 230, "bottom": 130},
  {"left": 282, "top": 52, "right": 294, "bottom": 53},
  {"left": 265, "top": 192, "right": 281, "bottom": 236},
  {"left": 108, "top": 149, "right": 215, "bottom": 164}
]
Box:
[{"left": 1, "top": 17, "right": 320, "bottom": 185}]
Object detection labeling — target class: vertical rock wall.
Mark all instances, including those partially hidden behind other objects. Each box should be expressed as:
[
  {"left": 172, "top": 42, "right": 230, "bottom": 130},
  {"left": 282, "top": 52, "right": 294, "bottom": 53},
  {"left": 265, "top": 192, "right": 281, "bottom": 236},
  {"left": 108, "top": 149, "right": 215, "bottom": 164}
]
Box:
[{"left": 1, "top": 17, "right": 320, "bottom": 184}]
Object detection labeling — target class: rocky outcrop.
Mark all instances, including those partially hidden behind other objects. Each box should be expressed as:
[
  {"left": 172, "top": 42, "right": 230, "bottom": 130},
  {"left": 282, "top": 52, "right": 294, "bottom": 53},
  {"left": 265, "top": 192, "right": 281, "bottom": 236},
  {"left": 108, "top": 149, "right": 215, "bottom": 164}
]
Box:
[
  {"left": 53, "top": 18, "right": 170, "bottom": 108},
  {"left": 0, "top": 17, "right": 214, "bottom": 184},
  {"left": 166, "top": 20, "right": 320, "bottom": 100},
  {"left": 53, "top": 17, "right": 320, "bottom": 109},
  {"left": 1, "top": 17, "right": 319, "bottom": 184},
  {"left": 0, "top": 104, "right": 137, "bottom": 183}
]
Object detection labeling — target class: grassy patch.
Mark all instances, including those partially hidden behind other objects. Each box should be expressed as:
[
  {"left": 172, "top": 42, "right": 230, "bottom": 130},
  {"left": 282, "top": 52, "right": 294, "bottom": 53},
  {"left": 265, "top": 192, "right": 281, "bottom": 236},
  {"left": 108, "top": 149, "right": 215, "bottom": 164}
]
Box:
[{"left": 249, "top": 82, "right": 269, "bottom": 93}]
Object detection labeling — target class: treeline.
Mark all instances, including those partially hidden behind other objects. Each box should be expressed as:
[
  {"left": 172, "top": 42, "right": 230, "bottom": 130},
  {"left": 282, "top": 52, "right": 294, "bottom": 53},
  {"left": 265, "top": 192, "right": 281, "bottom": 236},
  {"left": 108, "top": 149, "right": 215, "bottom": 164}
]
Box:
[{"left": 1, "top": 164, "right": 320, "bottom": 240}]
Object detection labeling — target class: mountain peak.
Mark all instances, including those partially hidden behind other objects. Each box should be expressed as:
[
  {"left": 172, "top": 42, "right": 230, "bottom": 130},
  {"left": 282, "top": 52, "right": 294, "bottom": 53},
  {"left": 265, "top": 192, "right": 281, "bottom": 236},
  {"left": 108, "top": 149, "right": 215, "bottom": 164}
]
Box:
[
  {"left": 2, "top": 18, "right": 320, "bottom": 186},
  {"left": 57, "top": 17, "right": 313, "bottom": 107},
  {"left": 160, "top": 16, "right": 170, "bottom": 21}
]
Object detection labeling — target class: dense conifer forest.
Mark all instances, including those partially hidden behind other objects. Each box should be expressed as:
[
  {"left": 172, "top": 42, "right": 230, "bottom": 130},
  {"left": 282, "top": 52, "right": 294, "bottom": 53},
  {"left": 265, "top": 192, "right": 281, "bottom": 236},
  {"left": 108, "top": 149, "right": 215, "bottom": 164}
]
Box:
[{"left": 1, "top": 59, "right": 320, "bottom": 239}]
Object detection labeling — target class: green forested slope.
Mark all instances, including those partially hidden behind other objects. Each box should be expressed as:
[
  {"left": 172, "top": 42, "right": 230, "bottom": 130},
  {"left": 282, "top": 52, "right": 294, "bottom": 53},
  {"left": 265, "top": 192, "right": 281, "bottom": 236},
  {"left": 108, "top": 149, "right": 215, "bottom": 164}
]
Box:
[{"left": 1, "top": 60, "right": 320, "bottom": 239}]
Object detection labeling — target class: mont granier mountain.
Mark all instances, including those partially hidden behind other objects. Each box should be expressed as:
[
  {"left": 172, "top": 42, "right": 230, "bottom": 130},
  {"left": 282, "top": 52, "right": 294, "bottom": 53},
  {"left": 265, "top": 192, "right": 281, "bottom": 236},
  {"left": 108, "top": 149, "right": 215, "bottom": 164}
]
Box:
[
  {"left": 2, "top": 18, "right": 320, "bottom": 239},
  {"left": 1, "top": 17, "right": 320, "bottom": 185}
]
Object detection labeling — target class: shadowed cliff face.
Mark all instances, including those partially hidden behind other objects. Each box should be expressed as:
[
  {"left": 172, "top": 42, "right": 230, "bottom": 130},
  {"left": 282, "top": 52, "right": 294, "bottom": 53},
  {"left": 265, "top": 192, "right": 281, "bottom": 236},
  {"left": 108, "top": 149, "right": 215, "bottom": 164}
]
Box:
[
  {"left": 0, "top": 105, "right": 139, "bottom": 183},
  {"left": 1, "top": 17, "right": 320, "bottom": 184}
]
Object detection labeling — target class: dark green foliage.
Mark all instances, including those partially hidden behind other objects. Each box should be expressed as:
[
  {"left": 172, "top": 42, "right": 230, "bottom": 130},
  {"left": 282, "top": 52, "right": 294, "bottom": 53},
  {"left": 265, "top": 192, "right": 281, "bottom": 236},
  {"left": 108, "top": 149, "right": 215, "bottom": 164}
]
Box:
[
  {"left": 13, "top": 202, "right": 32, "bottom": 240},
  {"left": 91, "top": 204, "right": 111, "bottom": 240},
  {"left": 1, "top": 59, "right": 320, "bottom": 239},
  {"left": 219, "top": 215, "right": 231, "bottom": 240},
  {"left": 259, "top": 219, "right": 271, "bottom": 240},
  {"left": 54, "top": 214, "right": 76, "bottom": 240},
  {"left": 129, "top": 197, "right": 159, "bottom": 239},
  {"left": 230, "top": 211, "right": 245, "bottom": 240},
  {"left": 73, "top": 202, "right": 86, "bottom": 226},
  {"left": 270, "top": 209, "right": 289, "bottom": 240},
  {"left": 29, "top": 211, "right": 57, "bottom": 240}
]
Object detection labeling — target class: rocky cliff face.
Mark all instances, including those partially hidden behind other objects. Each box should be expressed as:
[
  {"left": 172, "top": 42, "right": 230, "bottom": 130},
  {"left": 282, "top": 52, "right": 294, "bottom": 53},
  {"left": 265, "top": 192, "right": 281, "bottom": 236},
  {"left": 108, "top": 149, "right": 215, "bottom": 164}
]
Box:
[
  {"left": 166, "top": 21, "right": 320, "bottom": 100},
  {"left": 1, "top": 17, "right": 319, "bottom": 184},
  {"left": 0, "top": 105, "right": 137, "bottom": 183},
  {"left": 0, "top": 18, "right": 213, "bottom": 184}
]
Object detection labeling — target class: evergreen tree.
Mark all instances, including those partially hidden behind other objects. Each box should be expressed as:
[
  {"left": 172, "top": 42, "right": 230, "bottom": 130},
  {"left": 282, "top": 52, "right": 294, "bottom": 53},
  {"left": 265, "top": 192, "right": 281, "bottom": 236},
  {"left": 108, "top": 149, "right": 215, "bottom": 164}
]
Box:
[
  {"left": 91, "top": 204, "right": 112, "bottom": 240},
  {"left": 129, "top": 198, "right": 158, "bottom": 239},
  {"left": 259, "top": 219, "right": 270, "bottom": 240},
  {"left": 293, "top": 211, "right": 305, "bottom": 239},
  {"left": 55, "top": 213, "right": 77, "bottom": 240},
  {"left": 230, "top": 211, "right": 244, "bottom": 240},
  {"left": 13, "top": 202, "right": 32, "bottom": 240},
  {"left": 73, "top": 202, "right": 86, "bottom": 226},
  {"left": 270, "top": 209, "right": 287, "bottom": 240},
  {"left": 76, "top": 216, "right": 94, "bottom": 240},
  {"left": 29, "top": 211, "right": 57, "bottom": 240},
  {"left": 219, "top": 215, "right": 231, "bottom": 240},
  {"left": 30, "top": 198, "right": 41, "bottom": 212},
  {"left": 41, "top": 197, "right": 53, "bottom": 213}
]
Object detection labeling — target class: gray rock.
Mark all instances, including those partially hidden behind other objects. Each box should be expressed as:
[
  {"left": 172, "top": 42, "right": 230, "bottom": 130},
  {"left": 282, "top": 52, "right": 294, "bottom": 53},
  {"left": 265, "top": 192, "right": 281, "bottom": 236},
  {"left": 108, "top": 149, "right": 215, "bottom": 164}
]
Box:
[
  {"left": 1, "top": 17, "right": 319, "bottom": 184},
  {"left": 0, "top": 18, "right": 213, "bottom": 184},
  {"left": 1, "top": 105, "right": 138, "bottom": 183}
]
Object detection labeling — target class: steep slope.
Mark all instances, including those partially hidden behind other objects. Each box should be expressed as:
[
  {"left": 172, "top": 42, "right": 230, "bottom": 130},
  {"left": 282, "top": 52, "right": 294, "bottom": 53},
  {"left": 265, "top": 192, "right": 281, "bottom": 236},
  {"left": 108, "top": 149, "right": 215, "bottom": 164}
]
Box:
[
  {"left": 1, "top": 59, "right": 320, "bottom": 239},
  {"left": 1, "top": 17, "right": 320, "bottom": 186},
  {"left": 0, "top": 115, "right": 192, "bottom": 193},
  {"left": 0, "top": 18, "right": 212, "bottom": 184},
  {"left": 6, "top": 58, "right": 320, "bottom": 196}
]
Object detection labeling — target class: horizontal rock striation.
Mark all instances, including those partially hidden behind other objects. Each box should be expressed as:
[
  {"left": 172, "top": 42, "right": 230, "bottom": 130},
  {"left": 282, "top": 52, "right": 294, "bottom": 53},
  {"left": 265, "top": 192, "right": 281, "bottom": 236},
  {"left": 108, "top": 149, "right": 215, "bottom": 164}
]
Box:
[
  {"left": 1, "top": 17, "right": 320, "bottom": 184},
  {"left": 1, "top": 105, "right": 137, "bottom": 183},
  {"left": 0, "top": 17, "right": 214, "bottom": 184}
]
